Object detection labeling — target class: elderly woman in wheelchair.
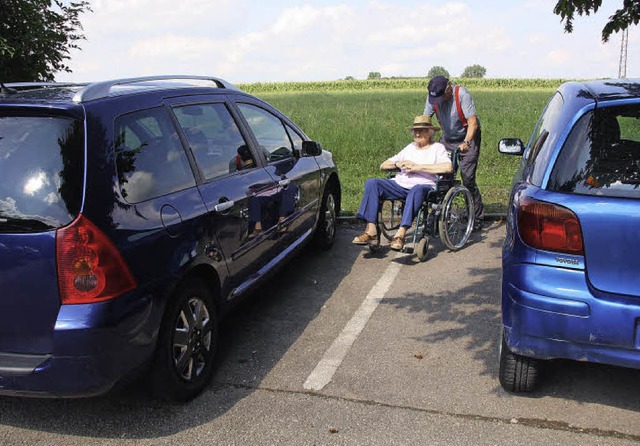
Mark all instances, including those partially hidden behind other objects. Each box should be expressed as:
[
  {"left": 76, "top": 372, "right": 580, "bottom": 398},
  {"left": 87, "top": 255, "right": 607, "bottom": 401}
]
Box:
[{"left": 352, "top": 115, "right": 453, "bottom": 251}]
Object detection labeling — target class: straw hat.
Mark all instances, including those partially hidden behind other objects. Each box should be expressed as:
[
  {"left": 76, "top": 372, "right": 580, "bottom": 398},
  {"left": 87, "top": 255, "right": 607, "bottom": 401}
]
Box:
[{"left": 408, "top": 115, "right": 441, "bottom": 131}]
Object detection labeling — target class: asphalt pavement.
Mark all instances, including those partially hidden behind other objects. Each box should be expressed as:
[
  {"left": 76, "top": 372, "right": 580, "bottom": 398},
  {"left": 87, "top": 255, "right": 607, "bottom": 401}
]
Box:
[{"left": 1, "top": 221, "right": 640, "bottom": 445}]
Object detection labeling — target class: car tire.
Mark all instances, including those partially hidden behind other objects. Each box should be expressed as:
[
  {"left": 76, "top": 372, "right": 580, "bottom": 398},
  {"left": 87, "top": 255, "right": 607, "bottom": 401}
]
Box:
[
  {"left": 314, "top": 184, "right": 338, "bottom": 250},
  {"left": 498, "top": 333, "right": 541, "bottom": 393},
  {"left": 151, "top": 279, "right": 218, "bottom": 402}
]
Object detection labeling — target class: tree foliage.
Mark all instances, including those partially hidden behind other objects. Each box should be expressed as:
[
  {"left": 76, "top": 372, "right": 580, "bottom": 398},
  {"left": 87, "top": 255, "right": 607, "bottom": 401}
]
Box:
[
  {"left": 0, "top": 0, "right": 92, "bottom": 82},
  {"left": 427, "top": 66, "right": 450, "bottom": 79},
  {"left": 553, "top": 0, "right": 640, "bottom": 42},
  {"left": 367, "top": 71, "right": 382, "bottom": 80},
  {"left": 0, "top": 37, "right": 14, "bottom": 57},
  {"left": 461, "top": 64, "right": 487, "bottom": 78}
]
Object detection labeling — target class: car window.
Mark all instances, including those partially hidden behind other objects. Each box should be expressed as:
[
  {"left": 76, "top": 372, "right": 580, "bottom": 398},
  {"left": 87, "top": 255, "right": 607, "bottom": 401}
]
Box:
[
  {"left": 115, "top": 107, "right": 195, "bottom": 203},
  {"left": 173, "top": 103, "right": 253, "bottom": 180},
  {"left": 548, "top": 104, "right": 640, "bottom": 199},
  {"left": 236, "top": 103, "right": 294, "bottom": 162},
  {"left": 0, "top": 115, "right": 84, "bottom": 232},
  {"left": 526, "top": 92, "right": 563, "bottom": 167},
  {"left": 527, "top": 92, "right": 566, "bottom": 186},
  {"left": 285, "top": 123, "right": 304, "bottom": 153}
]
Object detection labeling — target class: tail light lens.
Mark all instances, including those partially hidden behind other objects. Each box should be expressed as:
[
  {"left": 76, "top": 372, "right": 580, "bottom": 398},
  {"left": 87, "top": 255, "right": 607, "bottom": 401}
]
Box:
[
  {"left": 517, "top": 197, "right": 584, "bottom": 255},
  {"left": 56, "top": 215, "right": 136, "bottom": 304}
]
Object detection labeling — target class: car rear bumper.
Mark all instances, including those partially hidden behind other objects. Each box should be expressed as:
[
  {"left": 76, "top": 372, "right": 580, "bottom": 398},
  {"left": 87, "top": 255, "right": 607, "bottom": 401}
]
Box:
[
  {"left": 0, "top": 295, "right": 158, "bottom": 398},
  {"left": 502, "top": 263, "right": 640, "bottom": 370}
]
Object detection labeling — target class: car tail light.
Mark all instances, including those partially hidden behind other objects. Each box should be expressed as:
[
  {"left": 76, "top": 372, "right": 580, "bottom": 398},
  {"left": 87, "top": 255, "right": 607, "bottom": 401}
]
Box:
[
  {"left": 517, "top": 197, "right": 584, "bottom": 255},
  {"left": 56, "top": 215, "right": 136, "bottom": 304}
]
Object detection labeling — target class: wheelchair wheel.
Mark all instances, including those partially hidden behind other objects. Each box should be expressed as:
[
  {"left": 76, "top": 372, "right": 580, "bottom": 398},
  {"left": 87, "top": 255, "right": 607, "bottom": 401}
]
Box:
[
  {"left": 379, "top": 200, "right": 413, "bottom": 241},
  {"left": 438, "top": 185, "right": 474, "bottom": 251},
  {"left": 378, "top": 200, "right": 404, "bottom": 240},
  {"left": 416, "top": 236, "right": 430, "bottom": 262}
]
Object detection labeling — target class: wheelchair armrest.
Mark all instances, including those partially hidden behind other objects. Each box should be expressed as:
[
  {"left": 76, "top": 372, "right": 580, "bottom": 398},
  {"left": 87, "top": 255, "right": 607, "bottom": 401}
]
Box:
[
  {"left": 435, "top": 173, "right": 454, "bottom": 192},
  {"left": 385, "top": 168, "right": 400, "bottom": 179}
]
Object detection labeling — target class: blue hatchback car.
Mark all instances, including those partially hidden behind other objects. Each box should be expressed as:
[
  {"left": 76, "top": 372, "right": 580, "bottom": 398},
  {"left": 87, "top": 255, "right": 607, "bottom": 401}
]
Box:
[
  {"left": 0, "top": 76, "right": 340, "bottom": 401},
  {"left": 498, "top": 79, "right": 640, "bottom": 392}
]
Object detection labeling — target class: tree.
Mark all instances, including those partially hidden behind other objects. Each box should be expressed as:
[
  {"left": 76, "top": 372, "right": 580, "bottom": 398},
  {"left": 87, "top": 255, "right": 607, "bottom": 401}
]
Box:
[
  {"left": 0, "top": 37, "right": 14, "bottom": 57},
  {"left": 461, "top": 64, "right": 487, "bottom": 78},
  {"left": 553, "top": 0, "right": 640, "bottom": 42},
  {"left": 0, "top": 0, "right": 92, "bottom": 82},
  {"left": 367, "top": 71, "right": 382, "bottom": 80},
  {"left": 426, "top": 66, "right": 450, "bottom": 79}
]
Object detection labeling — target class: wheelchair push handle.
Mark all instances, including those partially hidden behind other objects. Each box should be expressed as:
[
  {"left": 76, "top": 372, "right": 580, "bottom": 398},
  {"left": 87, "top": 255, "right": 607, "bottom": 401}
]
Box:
[{"left": 450, "top": 146, "right": 461, "bottom": 177}]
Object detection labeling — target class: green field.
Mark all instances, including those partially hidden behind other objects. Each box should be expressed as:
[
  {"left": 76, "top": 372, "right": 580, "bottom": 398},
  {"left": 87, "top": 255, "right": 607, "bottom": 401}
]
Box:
[{"left": 239, "top": 79, "right": 564, "bottom": 215}]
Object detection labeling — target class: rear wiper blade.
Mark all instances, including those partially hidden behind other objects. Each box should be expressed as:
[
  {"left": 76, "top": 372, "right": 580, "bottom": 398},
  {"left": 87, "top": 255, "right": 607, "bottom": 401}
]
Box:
[
  {"left": 0, "top": 83, "right": 18, "bottom": 95},
  {"left": 0, "top": 217, "right": 56, "bottom": 232}
]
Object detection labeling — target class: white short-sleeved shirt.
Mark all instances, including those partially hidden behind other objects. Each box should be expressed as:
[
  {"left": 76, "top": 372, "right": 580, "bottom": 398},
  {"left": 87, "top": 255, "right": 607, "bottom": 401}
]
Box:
[{"left": 387, "top": 142, "right": 450, "bottom": 189}]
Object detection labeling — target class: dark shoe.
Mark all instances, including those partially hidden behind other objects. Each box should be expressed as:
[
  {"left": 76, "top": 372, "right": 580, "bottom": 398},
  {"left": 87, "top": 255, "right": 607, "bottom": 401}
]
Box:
[
  {"left": 390, "top": 236, "right": 404, "bottom": 251},
  {"left": 352, "top": 232, "right": 376, "bottom": 245},
  {"left": 473, "top": 220, "right": 484, "bottom": 232}
]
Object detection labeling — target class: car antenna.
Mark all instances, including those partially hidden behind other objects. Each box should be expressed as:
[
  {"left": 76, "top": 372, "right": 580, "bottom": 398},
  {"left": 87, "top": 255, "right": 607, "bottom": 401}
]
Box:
[{"left": 0, "top": 83, "right": 18, "bottom": 95}]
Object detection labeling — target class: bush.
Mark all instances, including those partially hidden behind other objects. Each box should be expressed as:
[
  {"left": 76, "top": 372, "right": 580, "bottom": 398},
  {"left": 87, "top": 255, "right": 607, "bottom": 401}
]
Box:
[
  {"left": 461, "top": 65, "right": 487, "bottom": 78},
  {"left": 427, "top": 66, "right": 450, "bottom": 79}
]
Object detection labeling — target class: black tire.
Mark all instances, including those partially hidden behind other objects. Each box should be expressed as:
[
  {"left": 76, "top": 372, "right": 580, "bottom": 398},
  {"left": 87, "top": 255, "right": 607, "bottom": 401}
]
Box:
[
  {"left": 314, "top": 184, "right": 338, "bottom": 250},
  {"left": 416, "top": 236, "right": 430, "bottom": 262},
  {"left": 439, "top": 185, "right": 474, "bottom": 251},
  {"left": 498, "top": 334, "right": 541, "bottom": 393},
  {"left": 151, "top": 279, "right": 218, "bottom": 402}
]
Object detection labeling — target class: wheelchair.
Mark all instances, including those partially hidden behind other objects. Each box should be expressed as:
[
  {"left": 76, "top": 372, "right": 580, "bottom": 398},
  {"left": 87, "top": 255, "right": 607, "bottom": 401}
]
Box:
[{"left": 370, "top": 148, "right": 475, "bottom": 261}]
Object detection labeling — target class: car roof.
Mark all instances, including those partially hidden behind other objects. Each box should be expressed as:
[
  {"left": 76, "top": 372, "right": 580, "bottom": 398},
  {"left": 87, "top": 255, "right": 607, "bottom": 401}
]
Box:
[
  {"left": 559, "top": 78, "right": 640, "bottom": 104},
  {"left": 0, "top": 75, "right": 241, "bottom": 104}
]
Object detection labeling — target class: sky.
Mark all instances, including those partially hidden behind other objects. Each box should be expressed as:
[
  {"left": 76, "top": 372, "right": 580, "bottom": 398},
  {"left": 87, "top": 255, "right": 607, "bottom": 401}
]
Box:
[{"left": 56, "top": 0, "right": 640, "bottom": 84}]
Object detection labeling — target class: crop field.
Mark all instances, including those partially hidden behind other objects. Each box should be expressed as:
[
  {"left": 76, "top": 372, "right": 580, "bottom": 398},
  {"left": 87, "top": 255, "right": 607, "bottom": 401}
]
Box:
[{"left": 240, "top": 78, "right": 565, "bottom": 215}]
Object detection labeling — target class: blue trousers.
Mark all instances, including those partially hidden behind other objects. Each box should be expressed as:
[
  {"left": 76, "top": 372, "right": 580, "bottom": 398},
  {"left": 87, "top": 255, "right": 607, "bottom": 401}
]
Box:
[{"left": 356, "top": 178, "right": 433, "bottom": 227}]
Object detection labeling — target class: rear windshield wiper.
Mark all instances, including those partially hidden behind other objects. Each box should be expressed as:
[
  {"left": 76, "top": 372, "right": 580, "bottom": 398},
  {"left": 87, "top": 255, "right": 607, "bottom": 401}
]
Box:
[
  {"left": 0, "top": 217, "right": 57, "bottom": 232},
  {"left": 0, "top": 83, "right": 18, "bottom": 95}
]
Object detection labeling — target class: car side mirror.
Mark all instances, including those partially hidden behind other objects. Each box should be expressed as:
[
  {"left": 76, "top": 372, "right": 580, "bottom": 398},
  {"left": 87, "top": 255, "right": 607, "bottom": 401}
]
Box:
[
  {"left": 498, "top": 138, "right": 525, "bottom": 155},
  {"left": 301, "top": 140, "right": 322, "bottom": 157}
]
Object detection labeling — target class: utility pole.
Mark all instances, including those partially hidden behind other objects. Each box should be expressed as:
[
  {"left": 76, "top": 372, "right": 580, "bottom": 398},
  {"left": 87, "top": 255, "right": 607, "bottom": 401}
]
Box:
[{"left": 618, "top": 27, "right": 629, "bottom": 78}]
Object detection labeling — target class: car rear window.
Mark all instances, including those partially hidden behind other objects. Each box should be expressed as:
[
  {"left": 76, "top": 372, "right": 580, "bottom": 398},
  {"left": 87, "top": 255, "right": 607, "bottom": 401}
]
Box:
[
  {"left": 0, "top": 115, "right": 84, "bottom": 232},
  {"left": 548, "top": 105, "right": 640, "bottom": 199}
]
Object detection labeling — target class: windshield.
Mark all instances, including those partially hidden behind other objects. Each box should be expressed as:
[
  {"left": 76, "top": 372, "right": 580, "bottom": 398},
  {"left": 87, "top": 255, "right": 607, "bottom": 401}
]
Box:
[{"left": 0, "top": 115, "right": 84, "bottom": 232}]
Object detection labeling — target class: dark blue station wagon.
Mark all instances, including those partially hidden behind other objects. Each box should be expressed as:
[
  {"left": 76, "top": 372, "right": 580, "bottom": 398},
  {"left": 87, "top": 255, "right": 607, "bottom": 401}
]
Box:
[
  {"left": 498, "top": 79, "right": 640, "bottom": 392},
  {"left": 0, "top": 76, "right": 340, "bottom": 401}
]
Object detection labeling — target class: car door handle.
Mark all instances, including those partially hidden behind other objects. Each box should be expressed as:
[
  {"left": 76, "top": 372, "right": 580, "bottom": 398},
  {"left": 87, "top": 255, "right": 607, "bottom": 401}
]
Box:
[
  {"left": 278, "top": 179, "right": 290, "bottom": 188},
  {"left": 214, "top": 200, "right": 235, "bottom": 213}
]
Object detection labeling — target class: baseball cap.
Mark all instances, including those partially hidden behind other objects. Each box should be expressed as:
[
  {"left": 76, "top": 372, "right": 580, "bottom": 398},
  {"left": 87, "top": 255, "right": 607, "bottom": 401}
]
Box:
[{"left": 427, "top": 75, "right": 449, "bottom": 106}]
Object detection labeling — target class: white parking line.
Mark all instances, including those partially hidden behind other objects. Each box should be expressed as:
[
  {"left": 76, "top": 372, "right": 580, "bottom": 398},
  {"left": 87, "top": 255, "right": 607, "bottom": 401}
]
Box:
[{"left": 303, "top": 253, "right": 403, "bottom": 391}]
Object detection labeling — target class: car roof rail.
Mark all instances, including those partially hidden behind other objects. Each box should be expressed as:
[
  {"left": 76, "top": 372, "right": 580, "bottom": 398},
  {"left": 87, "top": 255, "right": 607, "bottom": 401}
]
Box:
[
  {"left": 72, "top": 75, "right": 240, "bottom": 103},
  {"left": 3, "top": 81, "right": 86, "bottom": 90}
]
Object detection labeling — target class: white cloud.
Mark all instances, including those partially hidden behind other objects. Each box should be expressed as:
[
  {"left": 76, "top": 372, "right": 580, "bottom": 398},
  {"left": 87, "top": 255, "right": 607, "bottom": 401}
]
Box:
[{"left": 55, "top": 0, "right": 639, "bottom": 83}]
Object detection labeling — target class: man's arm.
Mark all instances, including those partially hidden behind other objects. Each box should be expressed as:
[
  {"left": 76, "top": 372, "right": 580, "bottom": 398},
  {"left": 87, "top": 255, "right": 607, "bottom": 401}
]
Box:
[
  {"left": 423, "top": 100, "right": 435, "bottom": 117},
  {"left": 459, "top": 115, "right": 478, "bottom": 152}
]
